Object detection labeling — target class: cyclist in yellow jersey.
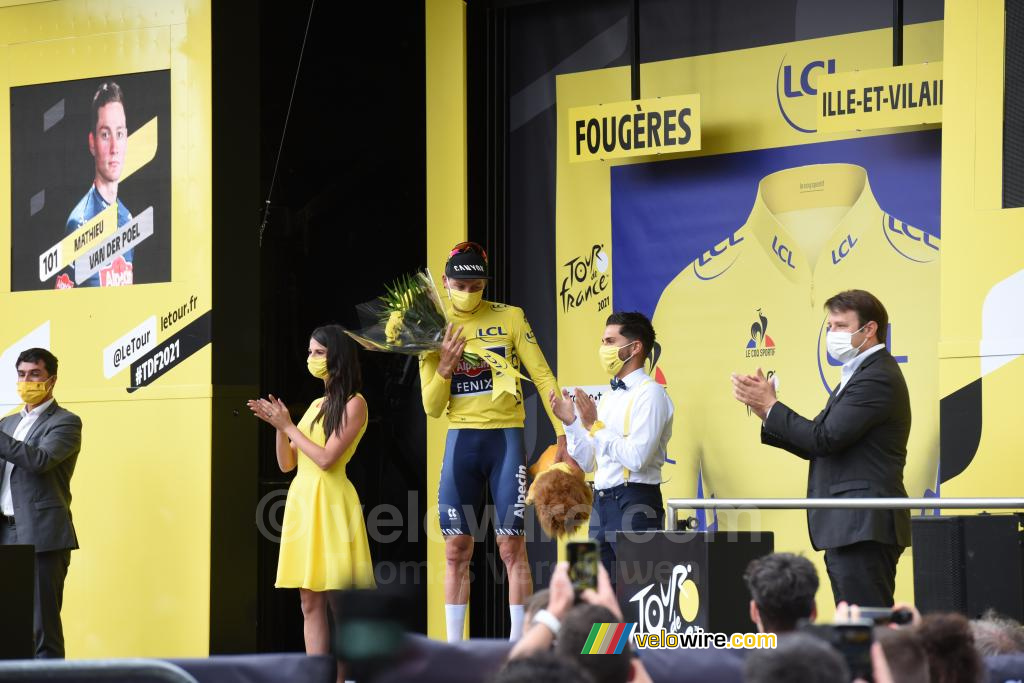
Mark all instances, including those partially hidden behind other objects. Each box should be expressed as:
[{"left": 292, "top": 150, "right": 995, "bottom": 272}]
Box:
[{"left": 420, "top": 241, "right": 568, "bottom": 642}]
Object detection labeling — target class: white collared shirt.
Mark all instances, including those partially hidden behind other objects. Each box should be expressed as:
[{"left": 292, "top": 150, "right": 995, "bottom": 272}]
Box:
[
  {"left": 1, "top": 398, "right": 55, "bottom": 515},
  {"left": 838, "top": 343, "right": 886, "bottom": 394},
  {"left": 764, "top": 343, "right": 886, "bottom": 422},
  {"left": 564, "top": 369, "right": 674, "bottom": 490}
]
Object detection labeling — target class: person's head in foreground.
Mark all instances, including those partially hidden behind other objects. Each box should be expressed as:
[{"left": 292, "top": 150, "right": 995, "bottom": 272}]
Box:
[
  {"left": 874, "top": 627, "right": 930, "bottom": 683},
  {"left": 743, "top": 552, "right": 819, "bottom": 634},
  {"left": 492, "top": 650, "right": 595, "bottom": 683},
  {"left": 744, "top": 633, "right": 849, "bottom": 683},
  {"left": 556, "top": 604, "right": 636, "bottom": 683},
  {"left": 917, "top": 612, "right": 984, "bottom": 683},
  {"left": 969, "top": 609, "right": 1024, "bottom": 657}
]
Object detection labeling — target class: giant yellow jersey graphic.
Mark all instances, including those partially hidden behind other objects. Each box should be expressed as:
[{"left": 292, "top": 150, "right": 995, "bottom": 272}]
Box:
[{"left": 653, "top": 164, "right": 940, "bottom": 516}]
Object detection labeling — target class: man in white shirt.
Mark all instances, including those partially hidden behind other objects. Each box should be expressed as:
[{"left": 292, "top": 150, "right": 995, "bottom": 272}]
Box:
[
  {"left": 0, "top": 348, "right": 82, "bottom": 658},
  {"left": 549, "top": 312, "right": 674, "bottom": 587}
]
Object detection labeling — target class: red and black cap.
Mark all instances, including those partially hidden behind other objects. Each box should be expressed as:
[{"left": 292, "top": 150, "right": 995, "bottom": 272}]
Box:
[{"left": 444, "top": 241, "right": 491, "bottom": 279}]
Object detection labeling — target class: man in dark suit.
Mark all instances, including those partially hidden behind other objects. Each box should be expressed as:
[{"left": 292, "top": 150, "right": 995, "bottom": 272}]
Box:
[
  {"left": 732, "top": 290, "right": 911, "bottom": 606},
  {"left": 0, "top": 348, "right": 82, "bottom": 658}
]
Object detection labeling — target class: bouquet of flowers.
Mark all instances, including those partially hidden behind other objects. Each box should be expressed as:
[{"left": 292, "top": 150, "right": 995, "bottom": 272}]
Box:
[{"left": 346, "top": 268, "right": 480, "bottom": 363}]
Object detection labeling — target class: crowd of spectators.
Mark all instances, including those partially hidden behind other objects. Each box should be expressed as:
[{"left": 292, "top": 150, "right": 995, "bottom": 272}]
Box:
[{"left": 479, "top": 552, "right": 1024, "bottom": 683}]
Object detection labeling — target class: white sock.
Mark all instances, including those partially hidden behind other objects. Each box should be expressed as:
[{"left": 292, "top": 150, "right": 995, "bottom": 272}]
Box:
[
  {"left": 509, "top": 604, "right": 525, "bottom": 640},
  {"left": 446, "top": 603, "right": 467, "bottom": 643}
]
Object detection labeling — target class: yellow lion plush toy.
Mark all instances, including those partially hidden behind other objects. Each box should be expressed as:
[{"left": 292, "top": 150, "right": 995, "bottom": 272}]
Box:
[{"left": 526, "top": 445, "right": 593, "bottom": 539}]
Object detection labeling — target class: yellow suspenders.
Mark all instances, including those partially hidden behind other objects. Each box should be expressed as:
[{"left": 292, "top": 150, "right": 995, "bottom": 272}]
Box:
[{"left": 617, "top": 378, "right": 655, "bottom": 482}]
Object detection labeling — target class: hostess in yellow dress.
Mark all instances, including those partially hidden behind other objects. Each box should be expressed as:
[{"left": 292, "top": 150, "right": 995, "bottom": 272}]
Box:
[{"left": 275, "top": 396, "right": 376, "bottom": 591}]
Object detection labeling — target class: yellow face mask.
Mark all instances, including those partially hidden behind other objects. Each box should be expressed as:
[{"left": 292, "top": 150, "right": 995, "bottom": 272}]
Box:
[
  {"left": 17, "top": 377, "right": 54, "bottom": 405},
  {"left": 307, "top": 356, "right": 329, "bottom": 379},
  {"left": 447, "top": 287, "right": 483, "bottom": 313},
  {"left": 598, "top": 342, "right": 636, "bottom": 377}
]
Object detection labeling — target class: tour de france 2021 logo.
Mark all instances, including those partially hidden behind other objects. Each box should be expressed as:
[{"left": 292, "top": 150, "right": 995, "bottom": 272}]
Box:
[
  {"left": 629, "top": 563, "right": 701, "bottom": 634},
  {"left": 776, "top": 55, "right": 836, "bottom": 134},
  {"left": 559, "top": 243, "right": 610, "bottom": 314}
]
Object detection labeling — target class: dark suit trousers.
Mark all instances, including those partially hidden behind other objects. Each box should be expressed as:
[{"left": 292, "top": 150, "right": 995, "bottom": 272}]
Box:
[
  {"left": 824, "top": 541, "right": 902, "bottom": 607},
  {"left": 0, "top": 520, "right": 71, "bottom": 658},
  {"left": 590, "top": 483, "right": 664, "bottom": 590}
]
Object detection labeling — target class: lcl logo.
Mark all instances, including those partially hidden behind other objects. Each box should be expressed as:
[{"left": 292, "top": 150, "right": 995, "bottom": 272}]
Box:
[
  {"left": 776, "top": 57, "right": 837, "bottom": 133},
  {"left": 830, "top": 234, "right": 858, "bottom": 264},
  {"left": 692, "top": 231, "right": 744, "bottom": 281},
  {"left": 771, "top": 235, "right": 796, "bottom": 269}
]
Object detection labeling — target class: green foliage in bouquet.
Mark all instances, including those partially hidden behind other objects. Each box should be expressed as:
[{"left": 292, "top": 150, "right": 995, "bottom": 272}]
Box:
[
  {"left": 380, "top": 272, "right": 447, "bottom": 344},
  {"left": 347, "top": 269, "right": 480, "bottom": 366}
]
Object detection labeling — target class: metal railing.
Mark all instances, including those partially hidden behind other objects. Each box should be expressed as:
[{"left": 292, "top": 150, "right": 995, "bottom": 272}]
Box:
[
  {"left": 664, "top": 497, "right": 1024, "bottom": 530},
  {"left": 0, "top": 659, "right": 199, "bottom": 682}
]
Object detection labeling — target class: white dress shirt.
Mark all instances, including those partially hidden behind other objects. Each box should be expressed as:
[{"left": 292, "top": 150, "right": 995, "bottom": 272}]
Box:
[
  {"left": 564, "top": 369, "right": 674, "bottom": 490},
  {"left": 837, "top": 342, "right": 885, "bottom": 394},
  {"left": 1, "top": 398, "right": 55, "bottom": 515},
  {"left": 764, "top": 343, "right": 886, "bottom": 421}
]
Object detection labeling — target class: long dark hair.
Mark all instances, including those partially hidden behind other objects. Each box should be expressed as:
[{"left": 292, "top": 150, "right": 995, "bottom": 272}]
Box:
[{"left": 310, "top": 325, "right": 361, "bottom": 438}]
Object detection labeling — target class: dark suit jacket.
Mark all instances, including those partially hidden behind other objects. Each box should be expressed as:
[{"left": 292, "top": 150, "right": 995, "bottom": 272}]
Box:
[
  {"left": 0, "top": 401, "right": 82, "bottom": 553},
  {"left": 761, "top": 348, "right": 912, "bottom": 550}
]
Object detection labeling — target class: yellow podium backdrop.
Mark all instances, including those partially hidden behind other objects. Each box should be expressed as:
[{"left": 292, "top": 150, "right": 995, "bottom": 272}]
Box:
[
  {"left": 552, "top": 4, "right": 1024, "bottom": 624},
  {"left": 0, "top": 0, "right": 212, "bottom": 656},
  {"left": 555, "top": 21, "right": 945, "bottom": 622},
  {"left": 938, "top": 2, "right": 1024, "bottom": 503}
]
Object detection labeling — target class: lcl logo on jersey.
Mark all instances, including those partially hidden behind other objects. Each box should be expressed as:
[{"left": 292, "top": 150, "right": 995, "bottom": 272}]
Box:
[
  {"left": 830, "top": 234, "right": 859, "bottom": 264},
  {"left": 692, "top": 230, "right": 744, "bottom": 281},
  {"left": 478, "top": 326, "right": 508, "bottom": 338},
  {"left": 776, "top": 56, "right": 836, "bottom": 134},
  {"left": 771, "top": 235, "right": 796, "bottom": 269},
  {"left": 882, "top": 214, "right": 940, "bottom": 263},
  {"left": 816, "top": 322, "right": 909, "bottom": 395}
]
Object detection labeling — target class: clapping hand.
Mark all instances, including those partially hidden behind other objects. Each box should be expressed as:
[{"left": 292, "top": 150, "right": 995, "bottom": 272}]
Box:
[
  {"left": 731, "top": 367, "right": 777, "bottom": 420},
  {"left": 549, "top": 389, "right": 577, "bottom": 426},
  {"left": 573, "top": 388, "right": 598, "bottom": 430},
  {"left": 247, "top": 394, "right": 293, "bottom": 431}
]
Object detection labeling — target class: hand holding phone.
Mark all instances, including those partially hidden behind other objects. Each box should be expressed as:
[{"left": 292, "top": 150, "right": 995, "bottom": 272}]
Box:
[
  {"left": 856, "top": 606, "right": 914, "bottom": 626},
  {"left": 567, "top": 540, "right": 599, "bottom": 595},
  {"left": 801, "top": 621, "right": 874, "bottom": 682}
]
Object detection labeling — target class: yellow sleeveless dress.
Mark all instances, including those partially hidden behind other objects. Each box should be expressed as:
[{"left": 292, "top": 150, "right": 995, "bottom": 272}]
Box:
[{"left": 275, "top": 396, "right": 376, "bottom": 591}]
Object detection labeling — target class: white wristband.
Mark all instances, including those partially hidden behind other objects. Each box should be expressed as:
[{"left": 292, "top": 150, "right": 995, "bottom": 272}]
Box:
[{"left": 533, "top": 608, "right": 561, "bottom": 635}]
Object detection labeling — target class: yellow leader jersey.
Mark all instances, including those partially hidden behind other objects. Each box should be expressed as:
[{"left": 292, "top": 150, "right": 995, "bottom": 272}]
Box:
[
  {"left": 419, "top": 300, "right": 565, "bottom": 435},
  {"left": 653, "top": 163, "right": 939, "bottom": 503}
]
